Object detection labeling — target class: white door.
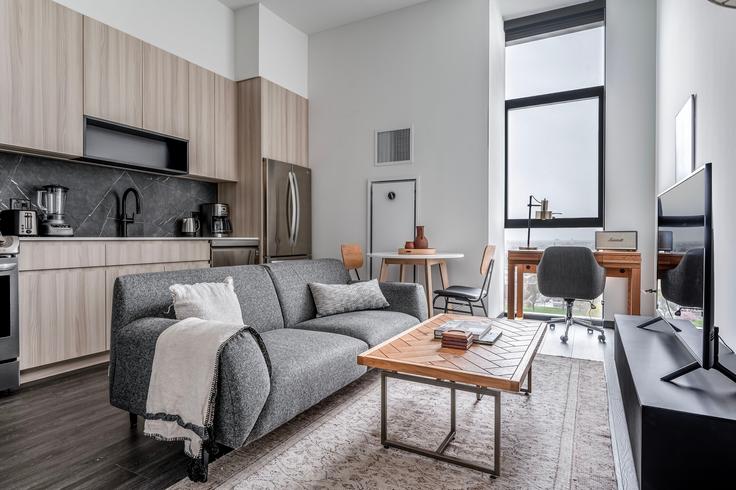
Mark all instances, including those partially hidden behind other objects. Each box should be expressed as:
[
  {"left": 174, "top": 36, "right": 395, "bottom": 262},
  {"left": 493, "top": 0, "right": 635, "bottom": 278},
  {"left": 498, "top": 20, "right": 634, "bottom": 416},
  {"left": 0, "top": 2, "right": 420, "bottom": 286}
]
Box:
[{"left": 369, "top": 179, "right": 417, "bottom": 280}]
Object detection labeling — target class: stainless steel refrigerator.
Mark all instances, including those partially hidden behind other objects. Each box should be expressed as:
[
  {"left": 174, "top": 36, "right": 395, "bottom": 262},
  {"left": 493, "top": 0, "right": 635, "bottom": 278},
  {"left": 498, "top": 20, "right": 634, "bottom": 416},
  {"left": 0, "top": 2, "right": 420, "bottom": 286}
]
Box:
[{"left": 264, "top": 159, "right": 312, "bottom": 262}]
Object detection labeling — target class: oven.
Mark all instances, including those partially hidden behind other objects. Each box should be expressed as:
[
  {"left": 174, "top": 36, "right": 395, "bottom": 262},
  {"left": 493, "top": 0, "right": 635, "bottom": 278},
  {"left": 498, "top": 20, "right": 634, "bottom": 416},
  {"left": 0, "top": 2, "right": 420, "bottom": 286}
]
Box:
[
  {"left": 0, "top": 254, "right": 19, "bottom": 392},
  {"left": 210, "top": 239, "right": 260, "bottom": 267}
]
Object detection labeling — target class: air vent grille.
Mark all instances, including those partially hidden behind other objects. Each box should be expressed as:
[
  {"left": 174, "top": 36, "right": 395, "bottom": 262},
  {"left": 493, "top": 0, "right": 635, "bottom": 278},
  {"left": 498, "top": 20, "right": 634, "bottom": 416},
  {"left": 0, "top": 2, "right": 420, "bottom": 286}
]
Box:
[{"left": 375, "top": 127, "right": 412, "bottom": 165}]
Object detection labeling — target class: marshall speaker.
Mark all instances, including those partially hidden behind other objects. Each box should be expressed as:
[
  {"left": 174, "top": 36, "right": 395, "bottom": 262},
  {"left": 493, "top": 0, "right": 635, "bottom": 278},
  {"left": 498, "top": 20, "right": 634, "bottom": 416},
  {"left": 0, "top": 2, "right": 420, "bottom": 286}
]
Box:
[{"left": 595, "top": 231, "right": 638, "bottom": 251}]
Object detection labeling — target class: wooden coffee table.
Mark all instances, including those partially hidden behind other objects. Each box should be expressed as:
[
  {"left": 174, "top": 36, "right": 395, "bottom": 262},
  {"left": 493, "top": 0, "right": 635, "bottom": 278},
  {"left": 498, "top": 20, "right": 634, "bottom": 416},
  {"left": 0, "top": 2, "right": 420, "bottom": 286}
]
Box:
[{"left": 357, "top": 314, "right": 546, "bottom": 477}]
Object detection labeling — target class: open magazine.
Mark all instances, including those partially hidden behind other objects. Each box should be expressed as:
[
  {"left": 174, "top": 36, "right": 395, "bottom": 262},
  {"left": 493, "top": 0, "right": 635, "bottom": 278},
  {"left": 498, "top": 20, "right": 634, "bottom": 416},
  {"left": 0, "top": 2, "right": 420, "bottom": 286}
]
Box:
[{"left": 434, "top": 319, "right": 503, "bottom": 345}]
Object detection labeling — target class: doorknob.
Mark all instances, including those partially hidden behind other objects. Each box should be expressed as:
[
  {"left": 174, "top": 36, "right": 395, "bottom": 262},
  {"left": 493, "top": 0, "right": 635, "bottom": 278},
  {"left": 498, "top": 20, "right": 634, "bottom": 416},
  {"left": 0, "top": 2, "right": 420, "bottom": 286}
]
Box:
[{"left": 387, "top": 191, "right": 396, "bottom": 200}]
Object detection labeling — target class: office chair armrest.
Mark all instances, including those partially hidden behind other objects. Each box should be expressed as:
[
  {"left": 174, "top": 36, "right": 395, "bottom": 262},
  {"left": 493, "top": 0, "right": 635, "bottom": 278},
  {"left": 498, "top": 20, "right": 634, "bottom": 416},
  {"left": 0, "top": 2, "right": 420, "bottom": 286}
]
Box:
[{"left": 380, "top": 282, "right": 428, "bottom": 322}]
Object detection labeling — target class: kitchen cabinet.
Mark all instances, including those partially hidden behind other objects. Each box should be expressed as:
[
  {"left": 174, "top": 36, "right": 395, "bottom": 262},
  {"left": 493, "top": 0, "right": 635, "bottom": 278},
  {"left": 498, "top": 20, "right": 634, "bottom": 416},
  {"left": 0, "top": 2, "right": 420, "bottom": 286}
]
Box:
[
  {"left": 18, "top": 239, "right": 211, "bottom": 380},
  {"left": 219, "top": 77, "right": 309, "bottom": 239},
  {"left": 188, "top": 63, "right": 216, "bottom": 179},
  {"left": 19, "top": 267, "right": 107, "bottom": 369},
  {"left": 0, "top": 0, "right": 83, "bottom": 156},
  {"left": 83, "top": 17, "right": 143, "bottom": 128},
  {"left": 214, "top": 74, "right": 239, "bottom": 181},
  {"left": 143, "top": 43, "right": 189, "bottom": 139}
]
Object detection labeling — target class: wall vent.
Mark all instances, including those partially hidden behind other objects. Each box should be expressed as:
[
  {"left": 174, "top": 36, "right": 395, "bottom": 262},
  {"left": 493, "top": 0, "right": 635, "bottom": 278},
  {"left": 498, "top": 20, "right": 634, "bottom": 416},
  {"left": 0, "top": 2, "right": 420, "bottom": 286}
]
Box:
[{"left": 375, "top": 127, "right": 413, "bottom": 166}]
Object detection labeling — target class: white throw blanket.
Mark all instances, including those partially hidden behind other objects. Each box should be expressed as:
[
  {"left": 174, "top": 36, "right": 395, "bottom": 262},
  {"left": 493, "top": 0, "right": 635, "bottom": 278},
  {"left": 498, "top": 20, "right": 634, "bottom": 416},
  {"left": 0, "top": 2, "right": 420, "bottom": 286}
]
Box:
[{"left": 144, "top": 317, "right": 247, "bottom": 458}]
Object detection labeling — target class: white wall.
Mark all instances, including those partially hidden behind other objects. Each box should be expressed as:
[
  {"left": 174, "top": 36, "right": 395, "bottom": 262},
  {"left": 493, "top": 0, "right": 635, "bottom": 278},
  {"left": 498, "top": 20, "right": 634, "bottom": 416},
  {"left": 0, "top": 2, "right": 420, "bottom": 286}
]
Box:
[
  {"left": 53, "top": 0, "right": 235, "bottom": 79},
  {"left": 234, "top": 4, "right": 260, "bottom": 81},
  {"left": 657, "top": 0, "right": 736, "bottom": 346},
  {"left": 258, "top": 5, "right": 309, "bottom": 98},
  {"left": 233, "top": 4, "right": 309, "bottom": 97},
  {"left": 604, "top": 0, "right": 657, "bottom": 317},
  {"left": 488, "top": 0, "right": 507, "bottom": 314},
  {"left": 309, "top": 0, "right": 500, "bottom": 313}
]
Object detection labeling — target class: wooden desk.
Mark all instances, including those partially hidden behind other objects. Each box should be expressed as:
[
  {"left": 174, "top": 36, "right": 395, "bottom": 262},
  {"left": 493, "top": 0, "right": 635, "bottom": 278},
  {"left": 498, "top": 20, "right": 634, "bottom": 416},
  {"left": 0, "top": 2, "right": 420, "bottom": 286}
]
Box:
[
  {"left": 368, "top": 252, "right": 464, "bottom": 317},
  {"left": 507, "top": 249, "right": 642, "bottom": 320}
]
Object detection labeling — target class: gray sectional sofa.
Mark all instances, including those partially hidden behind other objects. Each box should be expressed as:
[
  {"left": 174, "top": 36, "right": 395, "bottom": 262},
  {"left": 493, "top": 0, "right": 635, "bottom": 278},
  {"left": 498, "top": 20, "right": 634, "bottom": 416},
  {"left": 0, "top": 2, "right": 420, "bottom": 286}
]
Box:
[{"left": 109, "top": 258, "right": 427, "bottom": 480}]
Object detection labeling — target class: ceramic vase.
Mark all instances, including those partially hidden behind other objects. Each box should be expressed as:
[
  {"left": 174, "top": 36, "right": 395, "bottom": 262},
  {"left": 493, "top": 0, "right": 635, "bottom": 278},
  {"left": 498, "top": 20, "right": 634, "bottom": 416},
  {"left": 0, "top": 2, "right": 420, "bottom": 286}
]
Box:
[{"left": 413, "top": 226, "right": 429, "bottom": 249}]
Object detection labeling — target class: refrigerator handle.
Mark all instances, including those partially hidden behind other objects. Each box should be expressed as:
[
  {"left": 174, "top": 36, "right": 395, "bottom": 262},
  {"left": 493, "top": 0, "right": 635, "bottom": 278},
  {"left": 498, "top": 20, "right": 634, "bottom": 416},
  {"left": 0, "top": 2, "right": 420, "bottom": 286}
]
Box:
[
  {"left": 288, "top": 171, "right": 297, "bottom": 244},
  {"left": 293, "top": 170, "right": 301, "bottom": 244},
  {"left": 286, "top": 171, "right": 293, "bottom": 243}
]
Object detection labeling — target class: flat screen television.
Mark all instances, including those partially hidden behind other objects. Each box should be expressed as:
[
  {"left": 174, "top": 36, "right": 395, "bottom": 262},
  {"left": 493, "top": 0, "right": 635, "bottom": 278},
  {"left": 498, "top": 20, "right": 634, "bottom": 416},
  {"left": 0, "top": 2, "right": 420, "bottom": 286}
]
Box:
[{"left": 653, "top": 163, "right": 736, "bottom": 383}]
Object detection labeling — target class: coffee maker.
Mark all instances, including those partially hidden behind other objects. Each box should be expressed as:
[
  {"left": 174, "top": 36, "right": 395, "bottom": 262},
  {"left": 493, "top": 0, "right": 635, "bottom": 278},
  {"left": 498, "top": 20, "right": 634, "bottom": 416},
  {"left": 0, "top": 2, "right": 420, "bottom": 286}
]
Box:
[
  {"left": 36, "top": 185, "right": 74, "bottom": 236},
  {"left": 200, "top": 203, "right": 232, "bottom": 237}
]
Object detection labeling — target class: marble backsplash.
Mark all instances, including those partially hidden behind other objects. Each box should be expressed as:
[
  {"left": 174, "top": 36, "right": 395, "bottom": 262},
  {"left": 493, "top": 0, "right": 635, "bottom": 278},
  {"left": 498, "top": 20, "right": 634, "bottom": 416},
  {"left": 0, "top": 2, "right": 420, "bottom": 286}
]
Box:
[{"left": 0, "top": 151, "right": 218, "bottom": 237}]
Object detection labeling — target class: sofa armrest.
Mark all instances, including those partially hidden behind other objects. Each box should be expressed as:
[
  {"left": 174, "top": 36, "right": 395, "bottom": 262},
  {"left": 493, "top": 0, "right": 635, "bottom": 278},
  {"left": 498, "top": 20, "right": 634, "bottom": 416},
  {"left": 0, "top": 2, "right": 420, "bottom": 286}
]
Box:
[
  {"left": 379, "top": 282, "right": 428, "bottom": 322},
  {"left": 109, "top": 317, "right": 271, "bottom": 450}
]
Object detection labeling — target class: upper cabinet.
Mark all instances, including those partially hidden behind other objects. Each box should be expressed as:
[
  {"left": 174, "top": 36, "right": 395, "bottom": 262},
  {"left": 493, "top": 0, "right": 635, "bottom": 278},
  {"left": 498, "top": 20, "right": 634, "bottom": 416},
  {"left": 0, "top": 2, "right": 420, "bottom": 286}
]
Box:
[
  {"left": 143, "top": 43, "right": 189, "bottom": 139},
  {"left": 0, "top": 0, "right": 83, "bottom": 156},
  {"left": 261, "top": 79, "right": 309, "bottom": 167},
  {"left": 83, "top": 17, "right": 143, "bottom": 128},
  {"left": 214, "top": 75, "right": 238, "bottom": 181},
  {"left": 188, "top": 63, "right": 216, "bottom": 178}
]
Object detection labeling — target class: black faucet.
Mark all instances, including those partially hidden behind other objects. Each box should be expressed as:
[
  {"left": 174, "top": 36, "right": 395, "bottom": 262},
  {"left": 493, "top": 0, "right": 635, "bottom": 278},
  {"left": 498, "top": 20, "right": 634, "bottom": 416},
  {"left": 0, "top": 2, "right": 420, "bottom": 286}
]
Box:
[{"left": 120, "top": 187, "right": 142, "bottom": 237}]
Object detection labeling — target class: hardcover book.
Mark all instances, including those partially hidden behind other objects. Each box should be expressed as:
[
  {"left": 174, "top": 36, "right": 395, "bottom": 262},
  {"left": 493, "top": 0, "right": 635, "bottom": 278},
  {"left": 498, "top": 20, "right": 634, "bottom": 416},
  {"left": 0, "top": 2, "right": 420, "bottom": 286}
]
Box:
[{"left": 434, "top": 319, "right": 503, "bottom": 345}]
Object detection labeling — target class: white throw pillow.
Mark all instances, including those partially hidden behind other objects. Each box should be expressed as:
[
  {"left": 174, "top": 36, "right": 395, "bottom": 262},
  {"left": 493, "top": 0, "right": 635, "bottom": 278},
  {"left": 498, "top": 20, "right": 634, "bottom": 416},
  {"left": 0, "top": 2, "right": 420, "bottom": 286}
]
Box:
[
  {"left": 169, "top": 276, "right": 244, "bottom": 324},
  {"left": 308, "top": 279, "right": 390, "bottom": 317}
]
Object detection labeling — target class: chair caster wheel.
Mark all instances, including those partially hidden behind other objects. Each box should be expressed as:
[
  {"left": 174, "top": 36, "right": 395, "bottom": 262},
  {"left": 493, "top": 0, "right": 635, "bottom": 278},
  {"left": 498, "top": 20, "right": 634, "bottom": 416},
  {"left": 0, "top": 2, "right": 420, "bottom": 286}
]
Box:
[
  {"left": 187, "top": 459, "right": 208, "bottom": 482},
  {"left": 548, "top": 323, "right": 555, "bottom": 330},
  {"left": 383, "top": 444, "right": 390, "bottom": 449},
  {"left": 587, "top": 328, "right": 594, "bottom": 334},
  {"left": 560, "top": 335, "right": 568, "bottom": 343},
  {"left": 598, "top": 335, "right": 606, "bottom": 343}
]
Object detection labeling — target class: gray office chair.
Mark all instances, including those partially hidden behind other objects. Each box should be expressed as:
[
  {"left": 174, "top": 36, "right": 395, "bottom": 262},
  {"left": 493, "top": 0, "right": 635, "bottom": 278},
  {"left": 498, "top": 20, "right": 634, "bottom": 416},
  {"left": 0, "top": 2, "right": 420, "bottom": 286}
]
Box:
[
  {"left": 537, "top": 246, "right": 607, "bottom": 343},
  {"left": 661, "top": 248, "right": 703, "bottom": 309}
]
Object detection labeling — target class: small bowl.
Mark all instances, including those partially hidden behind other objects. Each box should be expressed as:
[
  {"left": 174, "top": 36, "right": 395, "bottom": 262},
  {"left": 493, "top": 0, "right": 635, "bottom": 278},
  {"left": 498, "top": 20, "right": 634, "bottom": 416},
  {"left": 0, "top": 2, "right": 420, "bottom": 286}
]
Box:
[{"left": 404, "top": 241, "right": 415, "bottom": 249}]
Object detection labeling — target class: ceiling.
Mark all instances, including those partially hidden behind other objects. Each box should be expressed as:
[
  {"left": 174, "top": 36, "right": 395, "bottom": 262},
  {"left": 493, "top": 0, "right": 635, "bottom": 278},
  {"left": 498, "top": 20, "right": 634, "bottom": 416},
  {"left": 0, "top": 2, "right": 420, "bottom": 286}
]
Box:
[
  {"left": 218, "top": 0, "right": 430, "bottom": 34},
  {"left": 497, "top": 0, "right": 593, "bottom": 20}
]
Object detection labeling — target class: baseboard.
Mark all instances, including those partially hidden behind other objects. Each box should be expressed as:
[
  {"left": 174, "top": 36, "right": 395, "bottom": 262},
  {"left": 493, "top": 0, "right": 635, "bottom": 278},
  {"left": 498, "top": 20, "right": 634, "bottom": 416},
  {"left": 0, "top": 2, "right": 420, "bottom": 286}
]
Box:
[{"left": 20, "top": 352, "right": 110, "bottom": 385}]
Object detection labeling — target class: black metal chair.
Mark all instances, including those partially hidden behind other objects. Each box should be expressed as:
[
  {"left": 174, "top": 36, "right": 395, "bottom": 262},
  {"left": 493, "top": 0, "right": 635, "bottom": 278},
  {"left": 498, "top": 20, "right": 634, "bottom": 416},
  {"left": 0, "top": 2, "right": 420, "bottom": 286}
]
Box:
[
  {"left": 432, "top": 245, "right": 496, "bottom": 316},
  {"left": 537, "top": 246, "right": 606, "bottom": 343}
]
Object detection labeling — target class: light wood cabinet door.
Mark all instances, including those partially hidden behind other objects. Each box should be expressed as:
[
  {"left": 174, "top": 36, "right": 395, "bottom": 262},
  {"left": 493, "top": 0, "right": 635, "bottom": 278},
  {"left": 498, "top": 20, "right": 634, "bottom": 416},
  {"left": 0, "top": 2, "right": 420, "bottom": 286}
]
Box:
[
  {"left": 105, "top": 264, "right": 165, "bottom": 348},
  {"left": 261, "top": 79, "right": 308, "bottom": 167},
  {"left": 105, "top": 240, "right": 210, "bottom": 266},
  {"left": 83, "top": 17, "right": 143, "bottom": 128},
  {"left": 143, "top": 43, "right": 189, "bottom": 139},
  {"left": 0, "top": 0, "right": 83, "bottom": 156},
  {"left": 19, "top": 268, "right": 107, "bottom": 369},
  {"left": 163, "top": 261, "right": 210, "bottom": 272},
  {"left": 188, "top": 64, "right": 216, "bottom": 179},
  {"left": 214, "top": 75, "right": 238, "bottom": 181}
]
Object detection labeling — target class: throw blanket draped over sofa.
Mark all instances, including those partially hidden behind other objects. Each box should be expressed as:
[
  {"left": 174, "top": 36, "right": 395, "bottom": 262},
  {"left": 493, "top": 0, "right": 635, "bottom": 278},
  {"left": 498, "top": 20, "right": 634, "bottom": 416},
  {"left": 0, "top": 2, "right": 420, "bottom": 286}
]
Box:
[{"left": 109, "top": 259, "right": 427, "bottom": 453}]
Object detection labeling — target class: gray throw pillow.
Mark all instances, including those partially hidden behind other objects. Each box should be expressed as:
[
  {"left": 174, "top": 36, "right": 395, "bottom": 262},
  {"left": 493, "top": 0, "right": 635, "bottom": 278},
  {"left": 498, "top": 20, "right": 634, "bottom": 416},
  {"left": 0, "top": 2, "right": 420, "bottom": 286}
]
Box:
[{"left": 308, "top": 279, "right": 390, "bottom": 317}]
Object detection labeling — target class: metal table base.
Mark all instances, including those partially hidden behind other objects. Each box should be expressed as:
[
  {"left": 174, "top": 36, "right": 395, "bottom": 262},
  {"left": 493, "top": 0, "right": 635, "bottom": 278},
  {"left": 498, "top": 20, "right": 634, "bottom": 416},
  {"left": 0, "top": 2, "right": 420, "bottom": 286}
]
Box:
[{"left": 380, "top": 369, "right": 532, "bottom": 478}]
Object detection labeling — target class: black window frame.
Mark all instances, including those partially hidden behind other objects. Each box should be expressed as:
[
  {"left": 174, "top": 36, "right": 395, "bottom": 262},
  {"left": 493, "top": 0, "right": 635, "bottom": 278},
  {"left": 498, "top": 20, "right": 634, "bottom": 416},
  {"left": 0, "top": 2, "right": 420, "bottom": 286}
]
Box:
[
  {"left": 505, "top": 86, "right": 605, "bottom": 229},
  {"left": 503, "top": 0, "right": 606, "bottom": 230}
]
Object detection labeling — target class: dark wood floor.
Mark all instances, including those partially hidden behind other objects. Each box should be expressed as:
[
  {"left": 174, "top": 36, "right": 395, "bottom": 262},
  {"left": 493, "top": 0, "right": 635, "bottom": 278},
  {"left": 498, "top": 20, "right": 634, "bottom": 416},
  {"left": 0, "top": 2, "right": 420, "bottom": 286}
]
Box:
[{"left": 0, "top": 365, "right": 193, "bottom": 489}]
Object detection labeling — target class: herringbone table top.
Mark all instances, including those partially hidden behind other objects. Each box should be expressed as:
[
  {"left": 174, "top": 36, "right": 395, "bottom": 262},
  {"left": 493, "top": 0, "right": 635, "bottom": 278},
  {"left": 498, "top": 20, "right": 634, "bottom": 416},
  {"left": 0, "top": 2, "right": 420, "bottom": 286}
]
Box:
[{"left": 358, "top": 314, "right": 546, "bottom": 392}]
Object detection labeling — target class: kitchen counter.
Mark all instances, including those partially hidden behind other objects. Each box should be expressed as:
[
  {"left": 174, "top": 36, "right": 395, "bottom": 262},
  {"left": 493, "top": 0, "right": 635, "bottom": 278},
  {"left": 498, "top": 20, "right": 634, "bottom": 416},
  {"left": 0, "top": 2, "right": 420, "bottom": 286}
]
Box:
[{"left": 19, "top": 236, "right": 259, "bottom": 242}]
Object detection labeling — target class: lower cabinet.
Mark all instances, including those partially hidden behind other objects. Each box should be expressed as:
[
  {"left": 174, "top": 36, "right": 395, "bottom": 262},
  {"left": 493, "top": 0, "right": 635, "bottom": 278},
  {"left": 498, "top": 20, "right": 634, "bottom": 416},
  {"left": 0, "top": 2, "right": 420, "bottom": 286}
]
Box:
[{"left": 19, "top": 267, "right": 107, "bottom": 370}]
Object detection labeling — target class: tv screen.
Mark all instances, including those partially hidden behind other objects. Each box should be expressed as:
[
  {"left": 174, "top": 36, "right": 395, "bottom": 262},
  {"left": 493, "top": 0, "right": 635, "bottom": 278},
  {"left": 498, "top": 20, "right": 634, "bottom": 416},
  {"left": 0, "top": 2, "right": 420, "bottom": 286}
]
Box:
[{"left": 656, "top": 163, "right": 713, "bottom": 368}]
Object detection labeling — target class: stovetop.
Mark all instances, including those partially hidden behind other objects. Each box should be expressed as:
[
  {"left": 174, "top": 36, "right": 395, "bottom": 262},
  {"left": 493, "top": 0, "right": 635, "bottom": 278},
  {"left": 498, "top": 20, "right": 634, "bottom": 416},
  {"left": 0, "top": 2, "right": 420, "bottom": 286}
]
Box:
[{"left": 0, "top": 234, "right": 20, "bottom": 256}]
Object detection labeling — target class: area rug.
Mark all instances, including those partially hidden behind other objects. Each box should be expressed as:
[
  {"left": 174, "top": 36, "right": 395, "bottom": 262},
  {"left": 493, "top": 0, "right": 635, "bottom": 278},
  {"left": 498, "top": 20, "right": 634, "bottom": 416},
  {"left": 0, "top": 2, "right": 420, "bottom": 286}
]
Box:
[{"left": 170, "top": 354, "right": 616, "bottom": 489}]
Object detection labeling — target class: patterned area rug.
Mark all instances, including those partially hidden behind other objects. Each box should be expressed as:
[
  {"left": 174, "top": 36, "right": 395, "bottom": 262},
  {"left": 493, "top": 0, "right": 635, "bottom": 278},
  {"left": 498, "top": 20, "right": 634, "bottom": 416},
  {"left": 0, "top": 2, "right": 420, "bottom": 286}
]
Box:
[{"left": 171, "top": 354, "right": 616, "bottom": 489}]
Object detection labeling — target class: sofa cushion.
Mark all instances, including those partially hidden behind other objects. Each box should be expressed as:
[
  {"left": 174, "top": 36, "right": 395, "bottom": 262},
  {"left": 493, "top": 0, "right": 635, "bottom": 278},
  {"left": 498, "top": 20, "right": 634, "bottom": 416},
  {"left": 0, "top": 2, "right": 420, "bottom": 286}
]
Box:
[
  {"left": 294, "top": 310, "right": 417, "bottom": 347},
  {"left": 111, "top": 265, "right": 284, "bottom": 341},
  {"left": 265, "top": 259, "right": 351, "bottom": 327},
  {"left": 169, "top": 276, "right": 244, "bottom": 324},
  {"left": 247, "top": 328, "right": 368, "bottom": 441}
]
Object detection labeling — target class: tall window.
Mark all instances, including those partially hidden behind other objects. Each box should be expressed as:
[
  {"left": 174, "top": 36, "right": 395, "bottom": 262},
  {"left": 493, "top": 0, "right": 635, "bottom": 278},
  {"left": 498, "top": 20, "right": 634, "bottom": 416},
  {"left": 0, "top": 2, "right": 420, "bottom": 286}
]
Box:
[{"left": 504, "top": 1, "right": 606, "bottom": 317}]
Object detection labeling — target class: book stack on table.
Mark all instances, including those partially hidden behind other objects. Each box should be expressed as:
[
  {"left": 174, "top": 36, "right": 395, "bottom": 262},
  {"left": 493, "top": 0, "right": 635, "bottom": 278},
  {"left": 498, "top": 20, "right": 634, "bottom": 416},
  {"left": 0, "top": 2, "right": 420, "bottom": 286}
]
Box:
[{"left": 441, "top": 330, "right": 474, "bottom": 350}]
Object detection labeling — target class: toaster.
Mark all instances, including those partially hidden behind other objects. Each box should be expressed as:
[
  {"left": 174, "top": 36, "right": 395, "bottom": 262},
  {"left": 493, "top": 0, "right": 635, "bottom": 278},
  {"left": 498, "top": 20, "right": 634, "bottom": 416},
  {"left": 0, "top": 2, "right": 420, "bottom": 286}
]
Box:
[{"left": 0, "top": 209, "right": 38, "bottom": 236}]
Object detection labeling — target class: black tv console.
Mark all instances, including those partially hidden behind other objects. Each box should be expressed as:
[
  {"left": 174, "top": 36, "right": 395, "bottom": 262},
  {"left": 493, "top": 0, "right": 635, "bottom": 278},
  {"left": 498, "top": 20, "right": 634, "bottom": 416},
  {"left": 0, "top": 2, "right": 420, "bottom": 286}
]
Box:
[{"left": 615, "top": 315, "right": 736, "bottom": 490}]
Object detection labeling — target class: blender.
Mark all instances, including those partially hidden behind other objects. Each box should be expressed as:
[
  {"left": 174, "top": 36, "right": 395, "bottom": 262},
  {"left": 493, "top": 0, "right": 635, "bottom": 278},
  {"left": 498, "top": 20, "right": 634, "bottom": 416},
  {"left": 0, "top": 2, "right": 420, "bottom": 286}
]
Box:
[{"left": 36, "top": 185, "right": 74, "bottom": 236}]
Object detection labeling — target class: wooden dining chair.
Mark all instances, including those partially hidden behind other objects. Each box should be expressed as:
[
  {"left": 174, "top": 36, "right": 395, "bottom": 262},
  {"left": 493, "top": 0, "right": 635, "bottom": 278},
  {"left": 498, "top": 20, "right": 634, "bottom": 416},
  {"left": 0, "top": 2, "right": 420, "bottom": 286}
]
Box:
[
  {"left": 432, "top": 244, "right": 496, "bottom": 316},
  {"left": 340, "top": 243, "right": 364, "bottom": 281}
]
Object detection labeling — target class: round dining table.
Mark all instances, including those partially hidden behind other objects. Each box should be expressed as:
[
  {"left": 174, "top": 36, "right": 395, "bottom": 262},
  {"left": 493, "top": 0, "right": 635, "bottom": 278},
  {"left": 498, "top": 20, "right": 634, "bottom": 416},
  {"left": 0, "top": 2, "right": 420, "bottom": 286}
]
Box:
[{"left": 367, "top": 251, "right": 465, "bottom": 316}]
